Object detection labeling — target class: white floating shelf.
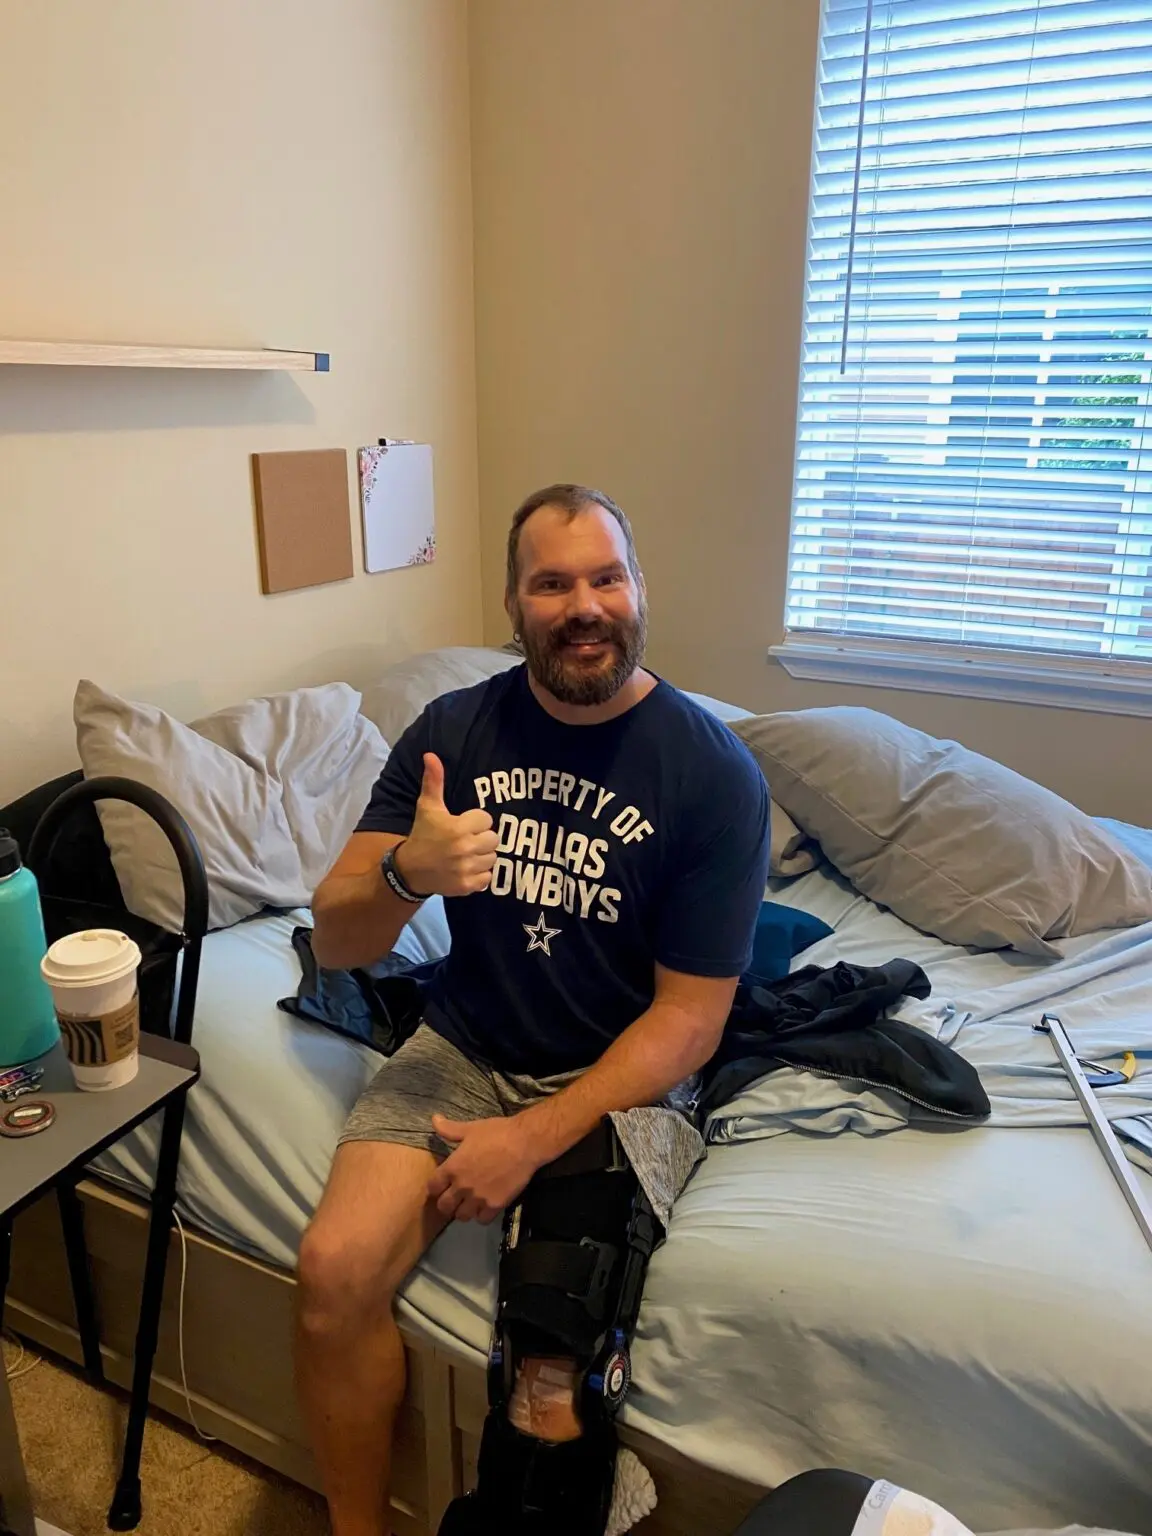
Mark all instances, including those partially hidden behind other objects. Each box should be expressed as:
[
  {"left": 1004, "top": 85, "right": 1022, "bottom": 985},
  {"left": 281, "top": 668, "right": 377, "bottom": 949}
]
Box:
[{"left": 0, "top": 339, "right": 329, "bottom": 371}]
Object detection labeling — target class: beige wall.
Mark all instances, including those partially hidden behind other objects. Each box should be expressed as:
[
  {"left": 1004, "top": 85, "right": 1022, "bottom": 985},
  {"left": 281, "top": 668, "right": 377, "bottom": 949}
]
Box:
[
  {"left": 0, "top": 0, "right": 481, "bottom": 805},
  {"left": 469, "top": 0, "right": 1150, "bottom": 821}
]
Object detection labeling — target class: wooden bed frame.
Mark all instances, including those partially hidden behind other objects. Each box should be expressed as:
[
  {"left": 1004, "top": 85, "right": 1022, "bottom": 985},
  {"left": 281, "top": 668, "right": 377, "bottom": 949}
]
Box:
[{"left": 7, "top": 1175, "right": 766, "bottom": 1536}]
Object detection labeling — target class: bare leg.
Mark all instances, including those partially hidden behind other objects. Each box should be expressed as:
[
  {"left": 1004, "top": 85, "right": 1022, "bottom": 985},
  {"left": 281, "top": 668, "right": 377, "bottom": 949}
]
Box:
[{"left": 296, "top": 1142, "right": 448, "bottom": 1536}]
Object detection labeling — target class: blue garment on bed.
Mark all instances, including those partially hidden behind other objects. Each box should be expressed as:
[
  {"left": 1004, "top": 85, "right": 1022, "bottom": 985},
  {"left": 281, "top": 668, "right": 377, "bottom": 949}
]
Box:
[
  {"left": 276, "top": 927, "right": 438, "bottom": 1054},
  {"left": 746, "top": 902, "right": 832, "bottom": 985}
]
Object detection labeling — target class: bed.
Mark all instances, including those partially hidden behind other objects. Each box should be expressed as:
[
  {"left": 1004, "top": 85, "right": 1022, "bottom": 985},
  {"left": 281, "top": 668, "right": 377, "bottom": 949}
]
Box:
[{"left": 6, "top": 657, "right": 1152, "bottom": 1536}]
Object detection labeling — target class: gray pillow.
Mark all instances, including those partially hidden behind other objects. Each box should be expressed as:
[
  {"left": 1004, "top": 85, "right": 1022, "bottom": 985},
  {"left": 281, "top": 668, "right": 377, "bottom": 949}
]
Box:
[
  {"left": 680, "top": 693, "right": 819, "bottom": 876},
  {"left": 359, "top": 646, "right": 520, "bottom": 746},
  {"left": 732, "top": 707, "right": 1152, "bottom": 956},
  {"left": 75, "top": 680, "right": 389, "bottom": 930},
  {"left": 75, "top": 680, "right": 304, "bottom": 930},
  {"left": 192, "top": 683, "right": 389, "bottom": 895}
]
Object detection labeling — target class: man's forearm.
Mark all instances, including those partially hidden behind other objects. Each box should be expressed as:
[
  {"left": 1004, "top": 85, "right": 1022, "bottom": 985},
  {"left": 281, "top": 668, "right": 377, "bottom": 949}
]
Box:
[
  {"left": 515, "top": 1002, "right": 722, "bottom": 1167},
  {"left": 311, "top": 867, "right": 420, "bottom": 970}
]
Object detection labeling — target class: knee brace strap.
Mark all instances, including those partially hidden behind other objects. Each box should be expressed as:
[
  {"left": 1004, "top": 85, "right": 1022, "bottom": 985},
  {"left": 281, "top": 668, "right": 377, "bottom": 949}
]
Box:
[{"left": 490, "top": 1118, "right": 661, "bottom": 1426}]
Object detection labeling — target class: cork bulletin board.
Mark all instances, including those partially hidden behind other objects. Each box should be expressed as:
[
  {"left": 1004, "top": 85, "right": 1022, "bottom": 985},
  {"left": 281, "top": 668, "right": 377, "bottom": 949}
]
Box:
[{"left": 251, "top": 448, "right": 354, "bottom": 594}]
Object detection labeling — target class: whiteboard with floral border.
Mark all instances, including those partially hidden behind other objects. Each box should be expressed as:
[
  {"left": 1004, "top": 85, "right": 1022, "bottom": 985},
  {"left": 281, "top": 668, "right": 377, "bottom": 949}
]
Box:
[{"left": 357, "top": 442, "right": 436, "bottom": 572}]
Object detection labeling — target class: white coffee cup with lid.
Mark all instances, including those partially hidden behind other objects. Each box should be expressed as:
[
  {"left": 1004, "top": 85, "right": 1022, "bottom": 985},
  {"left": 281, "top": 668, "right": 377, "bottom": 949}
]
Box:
[{"left": 41, "top": 929, "right": 142, "bottom": 1091}]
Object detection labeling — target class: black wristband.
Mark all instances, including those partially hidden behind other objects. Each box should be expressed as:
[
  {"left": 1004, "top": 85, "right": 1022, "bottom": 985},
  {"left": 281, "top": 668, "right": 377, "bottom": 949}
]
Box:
[{"left": 381, "top": 842, "right": 429, "bottom": 904}]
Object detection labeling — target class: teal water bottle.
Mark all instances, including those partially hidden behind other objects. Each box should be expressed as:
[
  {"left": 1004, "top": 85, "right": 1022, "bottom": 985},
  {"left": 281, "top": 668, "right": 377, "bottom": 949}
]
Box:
[{"left": 0, "top": 827, "right": 61, "bottom": 1066}]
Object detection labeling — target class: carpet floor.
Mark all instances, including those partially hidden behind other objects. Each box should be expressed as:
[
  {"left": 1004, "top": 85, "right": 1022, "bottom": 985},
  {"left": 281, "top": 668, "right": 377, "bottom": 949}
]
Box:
[{"left": 6, "top": 1336, "right": 329, "bottom": 1536}]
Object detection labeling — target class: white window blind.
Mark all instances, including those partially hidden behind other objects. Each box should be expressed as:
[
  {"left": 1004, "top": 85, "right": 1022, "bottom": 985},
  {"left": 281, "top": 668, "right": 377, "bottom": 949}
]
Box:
[{"left": 787, "top": 0, "right": 1152, "bottom": 662}]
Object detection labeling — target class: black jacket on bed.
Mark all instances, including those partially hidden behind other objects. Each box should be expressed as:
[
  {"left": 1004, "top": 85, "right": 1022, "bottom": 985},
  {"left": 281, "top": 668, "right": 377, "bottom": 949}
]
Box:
[
  {"left": 697, "top": 958, "right": 989, "bottom": 1121},
  {"left": 281, "top": 932, "right": 989, "bottom": 1124}
]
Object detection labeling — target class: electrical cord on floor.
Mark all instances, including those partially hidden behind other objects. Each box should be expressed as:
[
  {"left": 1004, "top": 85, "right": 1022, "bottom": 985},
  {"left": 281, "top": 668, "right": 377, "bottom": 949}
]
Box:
[
  {"left": 53, "top": 1166, "right": 217, "bottom": 1443},
  {"left": 172, "top": 1207, "right": 218, "bottom": 1443},
  {"left": 3, "top": 1327, "right": 43, "bottom": 1383}
]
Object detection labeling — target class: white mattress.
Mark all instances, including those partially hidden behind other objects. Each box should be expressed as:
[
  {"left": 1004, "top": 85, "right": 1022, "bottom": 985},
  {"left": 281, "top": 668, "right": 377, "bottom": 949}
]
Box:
[{"left": 95, "top": 873, "right": 1152, "bottom": 1534}]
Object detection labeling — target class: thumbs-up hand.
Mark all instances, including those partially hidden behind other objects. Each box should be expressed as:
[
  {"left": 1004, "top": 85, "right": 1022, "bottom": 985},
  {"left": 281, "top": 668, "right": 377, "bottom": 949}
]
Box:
[{"left": 394, "top": 753, "right": 499, "bottom": 898}]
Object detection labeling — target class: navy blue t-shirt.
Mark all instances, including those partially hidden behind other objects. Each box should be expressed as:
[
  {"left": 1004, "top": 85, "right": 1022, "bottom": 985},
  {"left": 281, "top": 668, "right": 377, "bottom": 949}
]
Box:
[{"left": 357, "top": 665, "right": 770, "bottom": 1074}]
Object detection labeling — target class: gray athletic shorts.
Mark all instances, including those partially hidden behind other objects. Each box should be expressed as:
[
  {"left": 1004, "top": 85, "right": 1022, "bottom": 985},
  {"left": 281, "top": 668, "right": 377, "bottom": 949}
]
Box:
[{"left": 340, "top": 1022, "right": 583, "bottom": 1159}]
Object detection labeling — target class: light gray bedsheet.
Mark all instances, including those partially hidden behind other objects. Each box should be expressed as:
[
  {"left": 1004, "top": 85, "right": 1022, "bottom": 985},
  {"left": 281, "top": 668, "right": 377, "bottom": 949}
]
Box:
[{"left": 94, "top": 873, "right": 1152, "bottom": 1533}]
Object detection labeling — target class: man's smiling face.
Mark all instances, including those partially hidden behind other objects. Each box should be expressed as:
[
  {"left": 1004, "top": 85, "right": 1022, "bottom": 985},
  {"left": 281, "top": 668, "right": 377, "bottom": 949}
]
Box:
[{"left": 508, "top": 502, "right": 648, "bottom": 708}]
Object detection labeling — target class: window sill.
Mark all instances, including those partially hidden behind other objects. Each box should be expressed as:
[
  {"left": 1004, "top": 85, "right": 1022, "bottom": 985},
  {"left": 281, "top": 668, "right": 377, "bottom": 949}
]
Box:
[{"left": 770, "top": 639, "right": 1152, "bottom": 719}]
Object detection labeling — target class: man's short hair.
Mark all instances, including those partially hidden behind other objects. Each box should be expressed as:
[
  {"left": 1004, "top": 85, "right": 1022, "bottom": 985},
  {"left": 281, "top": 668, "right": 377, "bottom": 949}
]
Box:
[{"left": 506, "top": 484, "right": 641, "bottom": 597}]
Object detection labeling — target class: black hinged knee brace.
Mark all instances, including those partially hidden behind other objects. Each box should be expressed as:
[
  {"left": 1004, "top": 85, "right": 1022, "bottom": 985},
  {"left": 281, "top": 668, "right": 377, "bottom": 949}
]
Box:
[{"left": 438, "top": 1118, "right": 662, "bottom": 1536}]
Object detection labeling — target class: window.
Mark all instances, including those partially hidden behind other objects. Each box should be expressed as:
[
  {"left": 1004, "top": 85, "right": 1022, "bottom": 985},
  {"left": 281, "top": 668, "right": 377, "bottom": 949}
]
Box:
[{"left": 780, "top": 0, "right": 1152, "bottom": 712}]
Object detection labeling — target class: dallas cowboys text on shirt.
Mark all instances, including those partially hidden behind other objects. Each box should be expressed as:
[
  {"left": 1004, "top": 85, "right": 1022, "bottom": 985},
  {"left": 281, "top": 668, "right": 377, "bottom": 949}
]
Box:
[{"left": 474, "top": 767, "right": 655, "bottom": 925}]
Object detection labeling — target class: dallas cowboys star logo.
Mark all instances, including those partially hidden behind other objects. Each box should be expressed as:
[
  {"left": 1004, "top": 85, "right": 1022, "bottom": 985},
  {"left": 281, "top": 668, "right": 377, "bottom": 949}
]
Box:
[{"left": 523, "top": 911, "right": 562, "bottom": 956}]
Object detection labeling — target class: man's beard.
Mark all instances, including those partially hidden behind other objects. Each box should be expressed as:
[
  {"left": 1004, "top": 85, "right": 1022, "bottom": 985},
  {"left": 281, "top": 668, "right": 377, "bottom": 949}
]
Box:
[{"left": 516, "top": 603, "right": 648, "bottom": 707}]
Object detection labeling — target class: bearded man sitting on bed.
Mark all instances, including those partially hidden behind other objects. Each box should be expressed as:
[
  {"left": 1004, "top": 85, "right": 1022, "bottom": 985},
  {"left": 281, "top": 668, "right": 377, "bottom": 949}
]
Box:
[{"left": 297, "top": 484, "right": 770, "bottom": 1536}]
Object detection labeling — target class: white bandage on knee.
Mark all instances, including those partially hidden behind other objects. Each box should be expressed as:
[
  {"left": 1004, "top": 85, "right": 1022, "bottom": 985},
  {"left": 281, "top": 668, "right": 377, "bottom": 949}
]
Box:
[{"left": 508, "top": 1360, "right": 579, "bottom": 1436}]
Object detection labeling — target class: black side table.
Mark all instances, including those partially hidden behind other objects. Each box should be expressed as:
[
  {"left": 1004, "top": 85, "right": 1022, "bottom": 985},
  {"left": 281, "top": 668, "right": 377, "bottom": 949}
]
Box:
[
  {"left": 1, "top": 775, "right": 209, "bottom": 1535},
  {"left": 1, "top": 1034, "right": 200, "bottom": 1536}
]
